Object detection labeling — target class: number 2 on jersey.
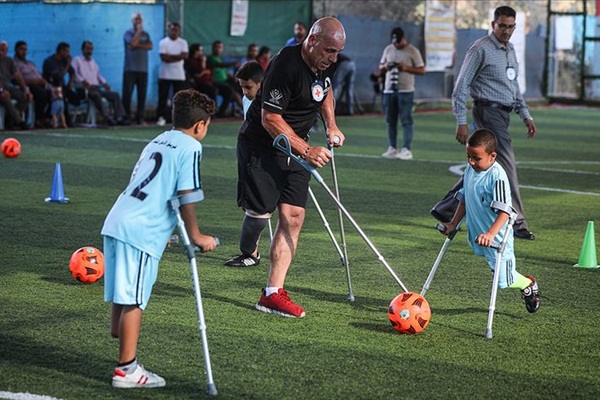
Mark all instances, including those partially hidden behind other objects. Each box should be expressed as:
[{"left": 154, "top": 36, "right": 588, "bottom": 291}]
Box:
[{"left": 131, "top": 152, "right": 163, "bottom": 200}]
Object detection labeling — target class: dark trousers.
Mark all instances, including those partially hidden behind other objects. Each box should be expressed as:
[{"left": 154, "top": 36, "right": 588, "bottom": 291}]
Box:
[
  {"left": 90, "top": 87, "right": 124, "bottom": 120},
  {"left": 431, "top": 105, "right": 528, "bottom": 230},
  {"left": 122, "top": 71, "right": 148, "bottom": 122},
  {"left": 157, "top": 79, "right": 188, "bottom": 121},
  {"left": 28, "top": 84, "right": 51, "bottom": 122}
]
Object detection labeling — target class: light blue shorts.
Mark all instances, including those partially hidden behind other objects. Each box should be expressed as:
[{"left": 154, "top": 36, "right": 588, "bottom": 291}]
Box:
[
  {"left": 483, "top": 251, "right": 517, "bottom": 289},
  {"left": 103, "top": 236, "right": 159, "bottom": 310}
]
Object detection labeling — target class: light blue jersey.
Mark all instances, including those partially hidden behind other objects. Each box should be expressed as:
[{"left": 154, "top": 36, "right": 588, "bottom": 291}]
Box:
[
  {"left": 102, "top": 129, "right": 203, "bottom": 259},
  {"left": 242, "top": 95, "right": 252, "bottom": 119},
  {"left": 460, "top": 161, "right": 513, "bottom": 257},
  {"left": 459, "top": 161, "right": 518, "bottom": 288}
]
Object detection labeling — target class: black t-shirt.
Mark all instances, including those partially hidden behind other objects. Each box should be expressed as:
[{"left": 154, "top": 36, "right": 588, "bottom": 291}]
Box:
[{"left": 239, "top": 44, "right": 336, "bottom": 153}]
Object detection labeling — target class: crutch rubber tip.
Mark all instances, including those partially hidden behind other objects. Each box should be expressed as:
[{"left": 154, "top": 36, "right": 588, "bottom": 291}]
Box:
[{"left": 207, "top": 384, "right": 218, "bottom": 396}]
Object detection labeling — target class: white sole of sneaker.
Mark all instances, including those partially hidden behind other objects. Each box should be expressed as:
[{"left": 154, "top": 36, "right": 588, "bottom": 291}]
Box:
[
  {"left": 255, "top": 303, "right": 305, "bottom": 318},
  {"left": 112, "top": 379, "right": 166, "bottom": 389}
]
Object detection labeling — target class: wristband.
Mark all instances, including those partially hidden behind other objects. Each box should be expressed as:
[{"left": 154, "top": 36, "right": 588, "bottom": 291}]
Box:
[{"left": 300, "top": 146, "right": 311, "bottom": 160}]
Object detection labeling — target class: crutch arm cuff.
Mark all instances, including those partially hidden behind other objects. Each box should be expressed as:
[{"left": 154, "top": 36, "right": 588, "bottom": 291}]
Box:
[
  {"left": 178, "top": 190, "right": 205, "bottom": 205},
  {"left": 490, "top": 200, "right": 517, "bottom": 219}
]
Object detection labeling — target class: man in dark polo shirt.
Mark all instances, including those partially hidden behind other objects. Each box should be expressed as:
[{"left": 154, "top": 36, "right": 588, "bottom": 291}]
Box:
[{"left": 235, "top": 17, "right": 346, "bottom": 318}]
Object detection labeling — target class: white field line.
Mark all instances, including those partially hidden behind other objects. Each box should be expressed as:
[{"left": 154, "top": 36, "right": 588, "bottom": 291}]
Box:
[
  {"left": 0, "top": 392, "right": 63, "bottom": 400},
  {"left": 12, "top": 131, "right": 600, "bottom": 196}
]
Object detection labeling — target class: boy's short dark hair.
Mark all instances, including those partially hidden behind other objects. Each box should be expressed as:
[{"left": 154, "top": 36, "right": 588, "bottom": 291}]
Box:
[
  {"left": 235, "top": 61, "right": 264, "bottom": 83},
  {"left": 172, "top": 89, "right": 217, "bottom": 129},
  {"left": 468, "top": 128, "right": 498, "bottom": 154}
]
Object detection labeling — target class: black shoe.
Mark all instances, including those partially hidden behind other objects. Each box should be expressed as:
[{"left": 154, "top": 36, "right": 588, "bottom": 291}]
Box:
[
  {"left": 521, "top": 275, "right": 540, "bottom": 313},
  {"left": 224, "top": 253, "right": 260, "bottom": 267},
  {"left": 117, "top": 117, "right": 131, "bottom": 126},
  {"left": 514, "top": 228, "right": 536, "bottom": 240},
  {"left": 106, "top": 117, "right": 117, "bottom": 126}
]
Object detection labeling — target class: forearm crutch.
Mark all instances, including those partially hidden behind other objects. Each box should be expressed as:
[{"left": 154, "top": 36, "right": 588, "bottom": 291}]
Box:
[
  {"left": 169, "top": 195, "right": 218, "bottom": 396},
  {"left": 485, "top": 201, "right": 518, "bottom": 340},
  {"left": 327, "top": 136, "right": 355, "bottom": 301},
  {"left": 273, "top": 134, "right": 409, "bottom": 293},
  {"left": 307, "top": 186, "right": 355, "bottom": 299},
  {"left": 420, "top": 219, "right": 463, "bottom": 297}
]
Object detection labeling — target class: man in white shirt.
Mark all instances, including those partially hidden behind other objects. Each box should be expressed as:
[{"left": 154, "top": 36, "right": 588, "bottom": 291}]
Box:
[
  {"left": 72, "top": 41, "right": 127, "bottom": 125},
  {"left": 157, "top": 22, "right": 188, "bottom": 126}
]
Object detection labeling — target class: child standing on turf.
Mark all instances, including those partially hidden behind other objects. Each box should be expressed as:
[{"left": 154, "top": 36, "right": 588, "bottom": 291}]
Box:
[
  {"left": 440, "top": 128, "right": 540, "bottom": 313},
  {"left": 234, "top": 60, "right": 264, "bottom": 118},
  {"left": 224, "top": 61, "right": 266, "bottom": 267},
  {"left": 101, "top": 89, "right": 219, "bottom": 388}
]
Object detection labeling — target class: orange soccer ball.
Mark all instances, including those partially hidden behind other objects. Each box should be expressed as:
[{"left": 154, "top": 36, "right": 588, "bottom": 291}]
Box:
[
  {"left": 1, "top": 138, "right": 21, "bottom": 158},
  {"left": 387, "top": 292, "right": 431, "bottom": 334},
  {"left": 69, "top": 247, "right": 105, "bottom": 284}
]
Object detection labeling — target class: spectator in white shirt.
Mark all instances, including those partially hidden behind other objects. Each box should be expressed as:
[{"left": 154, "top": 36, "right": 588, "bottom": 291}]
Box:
[{"left": 156, "top": 22, "right": 189, "bottom": 126}]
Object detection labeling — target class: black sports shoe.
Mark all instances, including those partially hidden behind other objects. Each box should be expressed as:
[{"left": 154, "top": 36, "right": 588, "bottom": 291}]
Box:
[
  {"left": 521, "top": 275, "right": 540, "bottom": 313},
  {"left": 514, "top": 228, "right": 536, "bottom": 240},
  {"left": 224, "top": 253, "right": 260, "bottom": 267}
]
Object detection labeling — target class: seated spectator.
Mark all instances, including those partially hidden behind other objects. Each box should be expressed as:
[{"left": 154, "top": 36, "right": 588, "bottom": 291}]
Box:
[
  {"left": 43, "top": 42, "right": 80, "bottom": 127},
  {"left": 239, "top": 43, "right": 258, "bottom": 65},
  {"left": 207, "top": 40, "right": 242, "bottom": 115},
  {"left": 13, "top": 40, "right": 51, "bottom": 128},
  {"left": 0, "top": 40, "right": 33, "bottom": 129},
  {"left": 49, "top": 72, "right": 67, "bottom": 129},
  {"left": 184, "top": 43, "right": 218, "bottom": 101},
  {"left": 72, "top": 41, "right": 128, "bottom": 126},
  {"left": 256, "top": 46, "right": 271, "bottom": 71}
]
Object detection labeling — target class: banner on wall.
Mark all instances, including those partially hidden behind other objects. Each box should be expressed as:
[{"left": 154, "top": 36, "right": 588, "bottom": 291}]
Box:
[
  {"left": 424, "top": 0, "right": 456, "bottom": 72},
  {"left": 230, "top": 0, "right": 249, "bottom": 37}
]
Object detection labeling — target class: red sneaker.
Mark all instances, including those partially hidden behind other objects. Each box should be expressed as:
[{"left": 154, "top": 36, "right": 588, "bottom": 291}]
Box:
[{"left": 255, "top": 288, "right": 306, "bottom": 318}]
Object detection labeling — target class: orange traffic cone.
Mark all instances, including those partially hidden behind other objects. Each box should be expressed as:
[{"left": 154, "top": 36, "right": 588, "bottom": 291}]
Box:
[
  {"left": 574, "top": 221, "right": 598, "bottom": 269},
  {"left": 45, "top": 162, "right": 69, "bottom": 204}
]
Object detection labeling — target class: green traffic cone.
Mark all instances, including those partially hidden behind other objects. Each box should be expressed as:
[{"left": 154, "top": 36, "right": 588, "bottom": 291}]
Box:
[{"left": 574, "top": 221, "right": 599, "bottom": 269}]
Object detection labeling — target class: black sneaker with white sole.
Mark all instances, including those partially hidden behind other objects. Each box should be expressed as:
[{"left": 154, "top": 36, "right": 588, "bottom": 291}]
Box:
[
  {"left": 521, "top": 275, "right": 540, "bottom": 313},
  {"left": 224, "top": 253, "right": 260, "bottom": 267}
]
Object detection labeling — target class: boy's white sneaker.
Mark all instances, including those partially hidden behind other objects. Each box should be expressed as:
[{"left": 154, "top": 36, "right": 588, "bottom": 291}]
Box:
[
  {"left": 156, "top": 116, "right": 166, "bottom": 126},
  {"left": 396, "top": 148, "right": 413, "bottom": 160},
  {"left": 381, "top": 147, "right": 398, "bottom": 159},
  {"left": 112, "top": 364, "right": 166, "bottom": 388}
]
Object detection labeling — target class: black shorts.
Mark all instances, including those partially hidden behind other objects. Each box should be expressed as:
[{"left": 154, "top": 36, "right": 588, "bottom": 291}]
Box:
[{"left": 237, "top": 138, "right": 310, "bottom": 215}]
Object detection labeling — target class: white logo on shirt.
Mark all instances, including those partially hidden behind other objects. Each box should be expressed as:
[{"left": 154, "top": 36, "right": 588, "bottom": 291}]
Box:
[{"left": 269, "top": 89, "right": 283, "bottom": 105}]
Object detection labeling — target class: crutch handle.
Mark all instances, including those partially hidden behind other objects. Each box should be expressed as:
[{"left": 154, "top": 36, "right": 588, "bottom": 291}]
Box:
[
  {"left": 435, "top": 223, "right": 447, "bottom": 233},
  {"left": 194, "top": 237, "right": 220, "bottom": 253},
  {"left": 436, "top": 222, "right": 461, "bottom": 240}
]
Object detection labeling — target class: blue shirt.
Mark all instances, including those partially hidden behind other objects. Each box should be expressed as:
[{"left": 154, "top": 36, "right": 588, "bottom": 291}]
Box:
[
  {"left": 452, "top": 33, "right": 531, "bottom": 125},
  {"left": 102, "top": 130, "right": 203, "bottom": 258},
  {"left": 459, "top": 161, "right": 514, "bottom": 258}
]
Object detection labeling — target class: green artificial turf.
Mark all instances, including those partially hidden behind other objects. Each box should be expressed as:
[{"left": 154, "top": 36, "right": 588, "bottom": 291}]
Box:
[{"left": 1, "top": 107, "right": 599, "bottom": 399}]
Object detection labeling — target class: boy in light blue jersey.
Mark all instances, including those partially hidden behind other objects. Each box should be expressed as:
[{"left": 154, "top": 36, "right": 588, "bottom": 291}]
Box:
[
  {"left": 440, "top": 128, "right": 540, "bottom": 313},
  {"left": 102, "top": 89, "right": 219, "bottom": 388}
]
